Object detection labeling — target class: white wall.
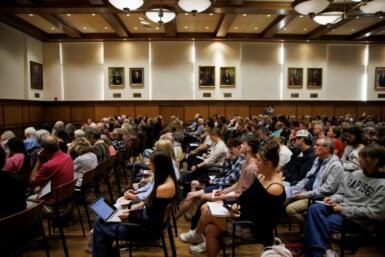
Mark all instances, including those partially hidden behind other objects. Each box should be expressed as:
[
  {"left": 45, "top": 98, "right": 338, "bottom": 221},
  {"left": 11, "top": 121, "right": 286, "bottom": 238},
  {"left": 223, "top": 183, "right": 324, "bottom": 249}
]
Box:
[{"left": 2, "top": 21, "right": 385, "bottom": 101}]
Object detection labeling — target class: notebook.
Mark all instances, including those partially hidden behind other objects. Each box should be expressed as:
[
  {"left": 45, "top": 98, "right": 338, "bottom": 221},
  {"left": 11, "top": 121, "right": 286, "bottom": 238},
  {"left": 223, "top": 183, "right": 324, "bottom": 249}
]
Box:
[
  {"left": 207, "top": 202, "right": 231, "bottom": 217},
  {"left": 89, "top": 197, "right": 126, "bottom": 223}
]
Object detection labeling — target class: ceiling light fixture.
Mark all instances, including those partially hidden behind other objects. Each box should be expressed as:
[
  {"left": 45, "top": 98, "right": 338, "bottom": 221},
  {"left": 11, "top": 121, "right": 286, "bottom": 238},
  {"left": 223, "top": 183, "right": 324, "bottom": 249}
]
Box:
[
  {"left": 292, "top": 0, "right": 331, "bottom": 16},
  {"left": 313, "top": 11, "right": 343, "bottom": 25},
  {"left": 146, "top": 8, "right": 176, "bottom": 24},
  {"left": 178, "top": 0, "right": 211, "bottom": 15},
  {"left": 360, "top": 0, "right": 385, "bottom": 14},
  {"left": 28, "top": 14, "right": 34, "bottom": 16},
  {"left": 108, "top": 0, "right": 144, "bottom": 12}
]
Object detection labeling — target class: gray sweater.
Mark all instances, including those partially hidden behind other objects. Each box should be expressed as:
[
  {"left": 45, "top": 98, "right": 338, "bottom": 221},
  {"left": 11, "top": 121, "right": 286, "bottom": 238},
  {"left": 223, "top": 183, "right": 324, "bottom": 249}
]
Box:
[
  {"left": 294, "top": 155, "right": 343, "bottom": 199},
  {"left": 331, "top": 170, "right": 385, "bottom": 228}
]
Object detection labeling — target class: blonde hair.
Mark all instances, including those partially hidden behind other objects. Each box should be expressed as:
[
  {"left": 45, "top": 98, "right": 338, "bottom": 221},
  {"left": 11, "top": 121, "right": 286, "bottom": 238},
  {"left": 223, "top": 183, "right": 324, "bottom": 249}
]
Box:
[
  {"left": 74, "top": 137, "right": 92, "bottom": 155},
  {"left": 154, "top": 139, "right": 175, "bottom": 161},
  {"left": 1, "top": 130, "right": 15, "bottom": 141}
]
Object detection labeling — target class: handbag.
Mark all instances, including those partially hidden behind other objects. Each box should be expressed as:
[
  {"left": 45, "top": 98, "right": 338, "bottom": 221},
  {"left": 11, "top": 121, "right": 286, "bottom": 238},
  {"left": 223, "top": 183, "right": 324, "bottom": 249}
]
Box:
[{"left": 261, "top": 237, "right": 293, "bottom": 257}]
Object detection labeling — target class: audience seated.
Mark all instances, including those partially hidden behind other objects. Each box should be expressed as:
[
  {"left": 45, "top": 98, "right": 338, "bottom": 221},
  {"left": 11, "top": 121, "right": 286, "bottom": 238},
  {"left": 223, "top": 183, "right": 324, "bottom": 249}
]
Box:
[
  {"left": 326, "top": 126, "right": 344, "bottom": 158},
  {"left": 179, "top": 140, "right": 285, "bottom": 256},
  {"left": 304, "top": 144, "right": 385, "bottom": 257},
  {"left": 3, "top": 137, "right": 27, "bottom": 174},
  {"left": 92, "top": 151, "right": 178, "bottom": 257},
  {"left": 1, "top": 130, "right": 16, "bottom": 158},
  {"left": 286, "top": 137, "right": 343, "bottom": 232},
  {"left": 85, "top": 128, "right": 110, "bottom": 163},
  {"left": 341, "top": 126, "right": 365, "bottom": 172},
  {"left": 23, "top": 126, "right": 39, "bottom": 153}
]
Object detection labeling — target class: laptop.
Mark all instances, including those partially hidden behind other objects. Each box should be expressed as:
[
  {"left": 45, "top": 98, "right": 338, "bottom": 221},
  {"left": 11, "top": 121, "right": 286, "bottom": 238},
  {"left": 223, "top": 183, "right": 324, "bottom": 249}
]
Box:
[{"left": 89, "top": 197, "right": 126, "bottom": 223}]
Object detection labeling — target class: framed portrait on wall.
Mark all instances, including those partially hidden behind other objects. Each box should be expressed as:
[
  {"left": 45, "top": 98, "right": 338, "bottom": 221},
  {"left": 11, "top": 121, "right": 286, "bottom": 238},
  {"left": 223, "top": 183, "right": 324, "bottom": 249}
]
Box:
[
  {"left": 199, "top": 66, "right": 215, "bottom": 88},
  {"left": 288, "top": 67, "right": 303, "bottom": 88},
  {"left": 220, "top": 67, "right": 236, "bottom": 87},
  {"left": 30, "top": 61, "right": 43, "bottom": 90},
  {"left": 130, "top": 68, "right": 144, "bottom": 88},
  {"left": 375, "top": 67, "right": 385, "bottom": 90},
  {"left": 307, "top": 68, "right": 322, "bottom": 89},
  {"left": 108, "top": 67, "right": 125, "bottom": 87}
]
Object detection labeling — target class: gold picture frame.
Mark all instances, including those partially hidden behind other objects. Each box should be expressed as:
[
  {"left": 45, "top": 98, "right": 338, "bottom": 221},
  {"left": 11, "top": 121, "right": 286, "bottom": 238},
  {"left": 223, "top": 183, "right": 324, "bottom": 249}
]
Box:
[
  {"left": 130, "top": 68, "right": 144, "bottom": 88},
  {"left": 288, "top": 67, "right": 303, "bottom": 89},
  {"left": 199, "top": 66, "right": 215, "bottom": 89},
  {"left": 375, "top": 67, "right": 385, "bottom": 91},
  {"left": 307, "top": 68, "right": 322, "bottom": 89},
  {"left": 108, "top": 67, "right": 125, "bottom": 88},
  {"left": 220, "top": 67, "right": 236, "bottom": 87}
]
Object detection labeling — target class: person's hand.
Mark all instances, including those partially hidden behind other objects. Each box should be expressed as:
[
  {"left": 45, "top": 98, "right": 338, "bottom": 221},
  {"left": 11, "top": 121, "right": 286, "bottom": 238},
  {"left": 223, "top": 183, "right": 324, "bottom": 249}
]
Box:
[
  {"left": 130, "top": 202, "right": 145, "bottom": 210},
  {"left": 228, "top": 203, "right": 241, "bottom": 218},
  {"left": 293, "top": 192, "right": 306, "bottom": 200},
  {"left": 191, "top": 165, "right": 197, "bottom": 172},
  {"left": 323, "top": 197, "right": 335, "bottom": 205},
  {"left": 118, "top": 211, "right": 129, "bottom": 221},
  {"left": 191, "top": 180, "right": 201, "bottom": 189},
  {"left": 202, "top": 154, "right": 208, "bottom": 159},
  {"left": 332, "top": 204, "right": 342, "bottom": 213},
  {"left": 190, "top": 150, "right": 197, "bottom": 155},
  {"left": 124, "top": 191, "right": 137, "bottom": 200}
]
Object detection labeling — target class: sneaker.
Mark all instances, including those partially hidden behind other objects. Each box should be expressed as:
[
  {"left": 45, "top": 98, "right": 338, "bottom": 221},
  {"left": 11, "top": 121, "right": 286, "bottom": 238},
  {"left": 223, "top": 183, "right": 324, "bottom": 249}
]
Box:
[
  {"left": 179, "top": 230, "right": 204, "bottom": 244},
  {"left": 325, "top": 249, "right": 339, "bottom": 257},
  {"left": 190, "top": 241, "right": 206, "bottom": 255}
]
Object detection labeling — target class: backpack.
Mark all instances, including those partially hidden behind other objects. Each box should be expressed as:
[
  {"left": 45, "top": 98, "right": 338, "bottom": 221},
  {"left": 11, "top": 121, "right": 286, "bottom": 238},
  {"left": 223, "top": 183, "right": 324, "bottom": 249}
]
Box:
[{"left": 261, "top": 238, "right": 293, "bottom": 257}]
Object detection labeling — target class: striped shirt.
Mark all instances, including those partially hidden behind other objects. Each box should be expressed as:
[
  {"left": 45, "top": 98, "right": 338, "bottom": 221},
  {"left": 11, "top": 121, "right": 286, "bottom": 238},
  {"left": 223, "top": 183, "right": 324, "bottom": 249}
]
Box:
[{"left": 74, "top": 152, "right": 98, "bottom": 187}]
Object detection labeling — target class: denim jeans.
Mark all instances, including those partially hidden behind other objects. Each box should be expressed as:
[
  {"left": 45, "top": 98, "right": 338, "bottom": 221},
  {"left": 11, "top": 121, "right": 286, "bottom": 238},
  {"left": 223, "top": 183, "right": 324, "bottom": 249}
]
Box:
[{"left": 304, "top": 204, "right": 344, "bottom": 257}]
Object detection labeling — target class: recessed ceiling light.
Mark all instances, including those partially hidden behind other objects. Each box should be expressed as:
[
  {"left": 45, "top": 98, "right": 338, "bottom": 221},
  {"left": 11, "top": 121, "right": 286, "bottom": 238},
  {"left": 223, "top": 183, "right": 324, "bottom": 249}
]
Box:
[
  {"left": 234, "top": 26, "right": 238, "bottom": 30},
  {"left": 155, "top": 27, "right": 160, "bottom": 30},
  {"left": 66, "top": 14, "right": 71, "bottom": 16},
  {"left": 83, "top": 27, "right": 87, "bottom": 30},
  {"left": 283, "top": 27, "right": 287, "bottom": 30},
  {"left": 185, "top": 13, "right": 189, "bottom": 16},
  {"left": 351, "top": 29, "right": 355, "bottom": 32},
  {"left": 307, "top": 40, "right": 310, "bottom": 42},
  {"left": 50, "top": 27, "right": 55, "bottom": 30},
  {"left": 104, "top": 27, "right": 108, "bottom": 30},
  {"left": 304, "top": 28, "right": 308, "bottom": 31},
  {"left": 380, "top": 16, "right": 384, "bottom": 19},
  {"left": 205, "top": 26, "right": 209, "bottom": 29},
  {"left": 267, "top": 14, "right": 271, "bottom": 17},
  {"left": 184, "top": 25, "right": 188, "bottom": 29},
  {"left": 209, "top": 13, "right": 214, "bottom": 16},
  {"left": 300, "top": 15, "right": 304, "bottom": 18},
  {"left": 134, "top": 27, "right": 138, "bottom": 30},
  {"left": 91, "top": 13, "right": 96, "bottom": 16},
  {"left": 242, "top": 14, "right": 247, "bottom": 17},
  {"left": 125, "top": 13, "right": 130, "bottom": 16},
  {"left": 28, "top": 14, "right": 34, "bottom": 16},
  {"left": 254, "top": 27, "right": 258, "bottom": 30},
  {"left": 356, "top": 16, "right": 359, "bottom": 19},
  {"left": 124, "top": 38, "right": 127, "bottom": 41},
  {"left": 332, "top": 29, "right": 336, "bottom": 31}
]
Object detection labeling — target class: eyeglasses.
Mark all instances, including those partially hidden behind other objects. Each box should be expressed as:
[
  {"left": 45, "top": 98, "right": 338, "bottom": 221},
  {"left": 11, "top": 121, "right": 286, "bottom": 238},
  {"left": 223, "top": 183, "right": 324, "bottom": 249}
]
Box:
[{"left": 315, "top": 143, "right": 327, "bottom": 147}]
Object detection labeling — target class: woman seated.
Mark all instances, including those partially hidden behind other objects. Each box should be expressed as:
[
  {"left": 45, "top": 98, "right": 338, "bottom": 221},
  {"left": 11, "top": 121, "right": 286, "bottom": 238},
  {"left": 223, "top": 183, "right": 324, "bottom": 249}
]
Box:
[
  {"left": 179, "top": 140, "right": 286, "bottom": 256},
  {"left": 3, "top": 137, "right": 28, "bottom": 174},
  {"left": 304, "top": 144, "right": 385, "bottom": 257},
  {"left": 92, "top": 150, "right": 178, "bottom": 257}
]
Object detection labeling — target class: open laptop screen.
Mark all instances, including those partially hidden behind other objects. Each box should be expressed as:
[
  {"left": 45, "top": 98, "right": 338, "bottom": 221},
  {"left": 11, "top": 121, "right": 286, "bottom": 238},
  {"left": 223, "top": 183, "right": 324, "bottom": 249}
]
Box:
[{"left": 89, "top": 197, "right": 115, "bottom": 221}]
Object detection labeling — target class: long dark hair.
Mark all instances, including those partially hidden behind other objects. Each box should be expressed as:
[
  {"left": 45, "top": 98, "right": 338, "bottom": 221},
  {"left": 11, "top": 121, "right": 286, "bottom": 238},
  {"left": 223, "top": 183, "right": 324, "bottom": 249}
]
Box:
[
  {"left": 146, "top": 150, "right": 178, "bottom": 208},
  {"left": 6, "top": 137, "right": 30, "bottom": 170}
]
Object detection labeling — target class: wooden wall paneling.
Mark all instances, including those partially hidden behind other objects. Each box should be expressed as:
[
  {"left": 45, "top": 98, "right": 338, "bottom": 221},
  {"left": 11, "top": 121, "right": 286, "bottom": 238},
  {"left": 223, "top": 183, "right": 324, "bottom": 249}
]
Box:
[
  {"left": 334, "top": 104, "right": 347, "bottom": 116},
  {"left": 95, "top": 105, "right": 118, "bottom": 121},
  {"left": 44, "top": 106, "right": 71, "bottom": 123},
  {"left": 357, "top": 104, "right": 382, "bottom": 116},
  {"left": 22, "top": 105, "right": 30, "bottom": 125},
  {"left": 312, "top": 104, "right": 334, "bottom": 118},
  {"left": 274, "top": 104, "right": 296, "bottom": 116},
  {"left": 296, "top": 104, "right": 312, "bottom": 116},
  {"left": 382, "top": 105, "right": 385, "bottom": 118},
  {"left": 29, "top": 105, "right": 44, "bottom": 124},
  {"left": 0, "top": 105, "right": 3, "bottom": 128},
  {"left": 159, "top": 105, "right": 184, "bottom": 123},
  {"left": 249, "top": 105, "right": 265, "bottom": 116},
  {"left": 184, "top": 105, "right": 209, "bottom": 122},
  {"left": 4, "top": 105, "right": 23, "bottom": 127},
  {"left": 135, "top": 105, "right": 160, "bottom": 118},
  {"left": 225, "top": 105, "right": 250, "bottom": 118},
  {"left": 118, "top": 105, "right": 135, "bottom": 117},
  {"left": 208, "top": 105, "right": 226, "bottom": 117},
  {"left": 70, "top": 106, "right": 95, "bottom": 123}
]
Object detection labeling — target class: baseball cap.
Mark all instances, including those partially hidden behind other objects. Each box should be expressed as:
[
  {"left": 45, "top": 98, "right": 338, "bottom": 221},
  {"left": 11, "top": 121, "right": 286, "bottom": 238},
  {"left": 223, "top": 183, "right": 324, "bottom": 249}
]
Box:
[{"left": 292, "top": 129, "right": 312, "bottom": 140}]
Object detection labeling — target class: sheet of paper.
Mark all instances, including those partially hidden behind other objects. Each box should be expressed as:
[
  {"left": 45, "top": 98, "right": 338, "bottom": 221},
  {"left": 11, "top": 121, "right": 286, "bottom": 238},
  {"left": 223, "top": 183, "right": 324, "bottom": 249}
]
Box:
[
  {"left": 207, "top": 202, "right": 230, "bottom": 217},
  {"left": 107, "top": 210, "right": 127, "bottom": 223},
  {"left": 38, "top": 180, "right": 51, "bottom": 198}
]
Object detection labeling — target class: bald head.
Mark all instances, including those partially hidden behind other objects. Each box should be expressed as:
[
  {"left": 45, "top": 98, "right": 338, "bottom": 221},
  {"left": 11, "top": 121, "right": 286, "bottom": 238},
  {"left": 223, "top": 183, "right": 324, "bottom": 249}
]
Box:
[{"left": 41, "top": 135, "right": 59, "bottom": 153}]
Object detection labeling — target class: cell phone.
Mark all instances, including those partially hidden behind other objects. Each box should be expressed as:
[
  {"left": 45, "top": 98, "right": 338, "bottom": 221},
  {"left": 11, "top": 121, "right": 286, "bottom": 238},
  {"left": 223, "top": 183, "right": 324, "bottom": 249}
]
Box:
[{"left": 223, "top": 203, "right": 232, "bottom": 210}]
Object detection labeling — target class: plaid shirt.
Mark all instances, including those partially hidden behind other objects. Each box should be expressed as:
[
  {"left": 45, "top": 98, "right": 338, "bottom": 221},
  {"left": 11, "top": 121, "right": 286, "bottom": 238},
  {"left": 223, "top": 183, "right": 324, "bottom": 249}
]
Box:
[
  {"left": 211, "top": 155, "right": 245, "bottom": 187},
  {"left": 112, "top": 139, "right": 126, "bottom": 152}
]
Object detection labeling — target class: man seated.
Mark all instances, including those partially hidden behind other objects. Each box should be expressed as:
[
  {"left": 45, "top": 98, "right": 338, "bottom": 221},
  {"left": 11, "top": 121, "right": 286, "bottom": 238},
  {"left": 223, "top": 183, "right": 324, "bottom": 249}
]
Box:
[
  {"left": 284, "top": 129, "right": 316, "bottom": 185},
  {"left": 175, "top": 137, "right": 244, "bottom": 220},
  {"left": 182, "top": 129, "right": 228, "bottom": 197},
  {"left": 85, "top": 128, "right": 110, "bottom": 163},
  {"left": 29, "top": 135, "right": 74, "bottom": 212},
  {"left": 304, "top": 144, "right": 385, "bottom": 257},
  {"left": 285, "top": 137, "right": 343, "bottom": 232}
]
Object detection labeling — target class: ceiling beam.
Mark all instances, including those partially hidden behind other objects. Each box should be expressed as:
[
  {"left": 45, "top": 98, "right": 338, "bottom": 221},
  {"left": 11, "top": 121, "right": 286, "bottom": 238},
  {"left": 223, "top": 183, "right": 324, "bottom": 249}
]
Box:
[
  {"left": 230, "top": 0, "right": 244, "bottom": 6},
  {"left": 165, "top": 19, "right": 176, "bottom": 37},
  {"left": 88, "top": 0, "right": 105, "bottom": 5},
  {"left": 350, "top": 20, "right": 385, "bottom": 40},
  {"left": 15, "top": 0, "right": 34, "bottom": 5},
  {"left": 40, "top": 14, "right": 81, "bottom": 38},
  {"left": 216, "top": 14, "right": 236, "bottom": 37},
  {"left": 0, "top": 14, "right": 48, "bottom": 41},
  {"left": 261, "top": 14, "right": 296, "bottom": 38},
  {"left": 307, "top": 16, "right": 355, "bottom": 39},
  {"left": 101, "top": 13, "right": 129, "bottom": 37}
]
